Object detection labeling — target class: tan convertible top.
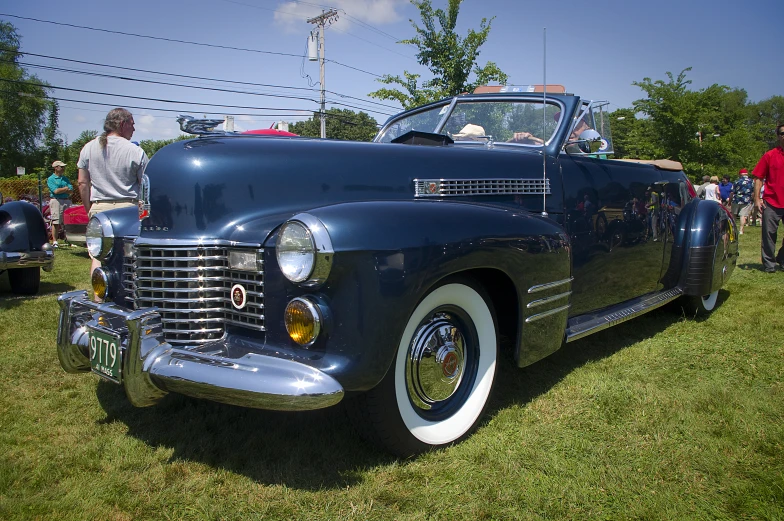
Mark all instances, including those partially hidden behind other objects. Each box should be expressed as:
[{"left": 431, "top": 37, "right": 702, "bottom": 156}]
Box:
[{"left": 615, "top": 158, "right": 684, "bottom": 171}]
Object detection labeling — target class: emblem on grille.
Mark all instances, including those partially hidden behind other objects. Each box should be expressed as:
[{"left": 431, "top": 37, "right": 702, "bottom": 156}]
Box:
[{"left": 231, "top": 284, "right": 247, "bottom": 310}]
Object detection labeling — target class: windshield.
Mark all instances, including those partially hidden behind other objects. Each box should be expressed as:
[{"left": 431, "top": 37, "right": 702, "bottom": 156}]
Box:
[{"left": 376, "top": 99, "right": 562, "bottom": 146}]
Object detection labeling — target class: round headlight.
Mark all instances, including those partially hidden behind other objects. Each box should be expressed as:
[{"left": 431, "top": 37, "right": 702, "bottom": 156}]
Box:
[
  {"left": 276, "top": 221, "right": 315, "bottom": 283},
  {"left": 85, "top": 213, "right": 114, "bottom": 259}
]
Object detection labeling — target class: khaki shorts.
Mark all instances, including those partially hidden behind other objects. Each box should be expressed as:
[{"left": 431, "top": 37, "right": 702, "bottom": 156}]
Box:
[
  {"left": 48, "top": 198, "right": 72, "bottom": 224},
  {"left": 88, "top": 200, "right": 137, "bottom": 218},
  {"left": 739, "top": 203, "right": 753, "bottom": 218}
]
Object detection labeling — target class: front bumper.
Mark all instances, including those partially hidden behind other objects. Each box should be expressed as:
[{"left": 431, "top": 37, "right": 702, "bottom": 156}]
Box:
[
  {"left": 56, "top": 290, "right": 344, "bottom": 410},
  {"left": 0, "top": 246, "right": 54, "bottom": 271}
]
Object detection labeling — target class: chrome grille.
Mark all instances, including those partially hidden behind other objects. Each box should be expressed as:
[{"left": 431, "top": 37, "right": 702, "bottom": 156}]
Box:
[
  {"left": 414, "top": 178, "right": 551, "bottom": 197},
  {"left": 123, "top": 242, "right": 264, "bottom": 345}
]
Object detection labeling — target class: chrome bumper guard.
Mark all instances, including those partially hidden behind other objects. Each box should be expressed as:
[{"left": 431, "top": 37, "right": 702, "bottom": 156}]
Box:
[
  {"left": 0, "top": 247, "right": 54, "bottom": 271},
  {"left": 56, "top": 290, "right": 344, "bottom": 410}
]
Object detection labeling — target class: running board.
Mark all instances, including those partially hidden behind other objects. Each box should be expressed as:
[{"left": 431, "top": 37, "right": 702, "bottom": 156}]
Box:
[{"left": 565, "top": 287, "right": 683, "bottom": 342}]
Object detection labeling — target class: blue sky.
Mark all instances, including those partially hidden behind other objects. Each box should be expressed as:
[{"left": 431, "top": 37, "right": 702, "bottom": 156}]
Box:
[{"left": 2, "top": 0, "right": 780, "bottom": 143}]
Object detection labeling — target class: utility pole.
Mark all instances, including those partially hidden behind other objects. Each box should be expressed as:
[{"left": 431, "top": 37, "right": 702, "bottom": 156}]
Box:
[{"left": 307, "top": 9, "right": 338, "bottom": 139}]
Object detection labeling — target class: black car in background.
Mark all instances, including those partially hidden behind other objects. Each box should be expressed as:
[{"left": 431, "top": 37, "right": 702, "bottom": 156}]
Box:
[{"left": 0, "top": 195, "right": 54, "bottom": 294}]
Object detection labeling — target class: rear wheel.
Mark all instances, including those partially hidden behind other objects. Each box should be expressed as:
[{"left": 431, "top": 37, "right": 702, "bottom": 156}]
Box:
[
  {"left": 682, "top": 290, "right": 719, "bottom": 317},
  {"left": 348, "top": 278, "right": 498, "bottom": 457},
  {"left": 9, "top": 267, "right": 41, "bottom": 295}
]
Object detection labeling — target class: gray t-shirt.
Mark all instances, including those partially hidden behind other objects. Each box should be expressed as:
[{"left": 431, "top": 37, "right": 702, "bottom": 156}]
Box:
[{"left": 77, "top": 135, "right": 148, "bottom": 201}]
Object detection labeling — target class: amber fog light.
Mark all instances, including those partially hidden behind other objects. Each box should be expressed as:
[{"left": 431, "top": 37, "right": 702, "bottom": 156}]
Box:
[
  {"left": 284, "top": 297, "right": 321, "bottom": 346},
  {"left": 91, "top": 267, "right": 110, "bottom": 301}
]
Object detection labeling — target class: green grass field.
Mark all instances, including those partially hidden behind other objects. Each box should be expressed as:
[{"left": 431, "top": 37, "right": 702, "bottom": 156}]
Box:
[{"left": 1, "top": 230, "right": 782, "bottom": 521}]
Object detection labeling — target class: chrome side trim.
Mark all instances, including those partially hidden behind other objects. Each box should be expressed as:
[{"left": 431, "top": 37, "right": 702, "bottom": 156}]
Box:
[
  {"left": 565, "top": 287, "right": 683, "bottom": 342},
  {"left": 525, "top": 304, "right": 571, "bottom": 324},
  {"left": 527, "top": 291, "right": 572, "bottom": 309},
  {"left": 528, "top": 277, "right": 574, "bottom": 294},
  {"left": 414, "top": 178, "right": 551, "bottom": 198}
]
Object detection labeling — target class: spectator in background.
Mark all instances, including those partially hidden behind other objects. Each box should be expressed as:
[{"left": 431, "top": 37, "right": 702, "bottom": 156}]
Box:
[
  {"left": 719, "top": 175, "right": 734, "bottom": 207},
  {"left": 705, "top": 176, "right": 721, "bottom": 202},
  {"left": 78, "top": 108, "right": 148, "bottom": 282},
  {"left": 752, "top": 124, "right": 784, "bottom": 272},
  {"left": 695, "top": 175, "right": 711, "bottom": 199},
  {"left": 733, "top": 168, "right": 754, "bottom": 235},
  {"left": 46, "top": 160, "right": 73, "bottom": 248}
]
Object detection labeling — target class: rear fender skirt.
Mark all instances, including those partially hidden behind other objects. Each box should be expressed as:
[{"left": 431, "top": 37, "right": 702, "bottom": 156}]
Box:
[{"left": 678, "top": 200, "right": 738, "bottom": 296}]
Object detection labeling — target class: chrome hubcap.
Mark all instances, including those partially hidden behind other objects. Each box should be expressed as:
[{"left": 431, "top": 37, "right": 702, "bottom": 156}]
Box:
[{"left": 406, "top": 313, "right": 466, "bottom": 411}]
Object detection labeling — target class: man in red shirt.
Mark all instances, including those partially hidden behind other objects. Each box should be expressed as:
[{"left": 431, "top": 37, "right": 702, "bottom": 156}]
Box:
[{"left": 753, "top": 124, "right": 784, "bottom": 272}]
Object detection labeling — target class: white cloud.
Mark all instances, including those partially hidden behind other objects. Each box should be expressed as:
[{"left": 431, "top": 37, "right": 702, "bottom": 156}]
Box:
[
  {"left": 274, "top": 0, "right": 405, "bottom": 34},
  {"left": 133, "top": 113, "right": 179, "bottom": 141},
  {"left": 74, "top": 114, "right": 87, "bottom": 123}
]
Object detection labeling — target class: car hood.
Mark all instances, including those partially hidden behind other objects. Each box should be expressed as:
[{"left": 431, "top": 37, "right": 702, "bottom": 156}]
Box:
[{"left": 141, "top": 135, "right": 550, "bottom": 244}]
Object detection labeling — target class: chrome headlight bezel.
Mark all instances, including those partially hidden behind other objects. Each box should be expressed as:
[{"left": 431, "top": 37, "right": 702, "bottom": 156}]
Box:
[
  {"left": 276, "top": 213, "right": 333, "bottom": 286},
  {"left": 85, "top": 212, "right": 114, "bottom": 260}
]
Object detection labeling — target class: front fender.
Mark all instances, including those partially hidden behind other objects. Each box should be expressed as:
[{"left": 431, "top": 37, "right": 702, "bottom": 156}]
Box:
[
  {"left": 265, "top": 200, "right": 570, "bottom": 391},
  {"left": 0, "top": 201, "right": 48, "bottom": 252}
]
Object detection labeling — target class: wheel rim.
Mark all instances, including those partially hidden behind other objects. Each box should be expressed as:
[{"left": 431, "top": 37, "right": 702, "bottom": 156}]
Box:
[
  {"left": 394, "top": 283, "right": 497, "bottom": 446},
  {"left": 406, "top": 310, "right": 476, "bottom": 419},
  {"left": 701, "top": 290, "right": 719, "bottom": 311}
]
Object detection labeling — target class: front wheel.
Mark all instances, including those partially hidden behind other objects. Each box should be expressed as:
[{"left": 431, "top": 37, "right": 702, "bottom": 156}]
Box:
[{"left": 348, "top": 279, "right": 498, "bottom": 457}]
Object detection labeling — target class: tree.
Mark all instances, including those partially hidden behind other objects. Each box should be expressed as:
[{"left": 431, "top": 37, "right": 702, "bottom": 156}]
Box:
[
  {"left": 290, "top": 108, "right": 379, "bottom": 141},
  {"left": 0, "top": 21, "right": 52, "bottom": 177},
  {"left": 369, "top": 0, "right": 508, "bottom": 109},
  {"left": 139, "top": 135, "right": 191, "bottom": 158},
  {"left": 631, "top": 68, "right": 762, "bottom": 181},
  {"left": 746, "top": 95, "right": 784, "bottom": 151},
  {"left": 42, "top": 100, "right": 64, "bottom": 166}
]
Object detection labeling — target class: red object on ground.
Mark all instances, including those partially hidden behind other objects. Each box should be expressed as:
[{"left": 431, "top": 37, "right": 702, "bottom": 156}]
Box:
[
  {"left": 63, "top": 205, "right": 88, "bottom": 226},
  {"left": 241, "top": 129, "right": 298, "bottom": 137}
]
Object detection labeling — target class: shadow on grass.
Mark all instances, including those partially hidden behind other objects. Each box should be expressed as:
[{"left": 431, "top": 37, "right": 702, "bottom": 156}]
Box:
[
  {"left": 486, "top": 303, "right": 685, "bottom": 418},
  {"left": 0, "top": 273, "right": 76, "bottom": 306},
  {"left": 96, "top": 382, "right": 396, "bottom": 489},
  {"left": 95, "top": 298, "right": 699, "bottom": 489},
  {"left": 738, "top": 262, "right": 782, "bottom": 273}
]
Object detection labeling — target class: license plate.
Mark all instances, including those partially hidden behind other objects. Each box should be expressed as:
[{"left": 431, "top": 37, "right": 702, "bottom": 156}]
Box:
[{"left": 88, "top": 328, "right": 122, "bottom": 383}]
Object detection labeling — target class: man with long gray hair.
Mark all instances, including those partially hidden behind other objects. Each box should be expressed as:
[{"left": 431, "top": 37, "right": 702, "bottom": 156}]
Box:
[{"left": 77, "top": 108, "right": 148, "bottom": 281}]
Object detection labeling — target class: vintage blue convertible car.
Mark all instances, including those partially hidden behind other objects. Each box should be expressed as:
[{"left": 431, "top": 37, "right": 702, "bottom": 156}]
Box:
[{"left": 56, "top": 91, "right": 737, "bottom": 456}]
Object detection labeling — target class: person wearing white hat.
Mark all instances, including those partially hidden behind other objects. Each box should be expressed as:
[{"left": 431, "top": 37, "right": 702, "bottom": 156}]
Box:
[{"left": 46, "top": 160, "right": 73, "bottom": 247}]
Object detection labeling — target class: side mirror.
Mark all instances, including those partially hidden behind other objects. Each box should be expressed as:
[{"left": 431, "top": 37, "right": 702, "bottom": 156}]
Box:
[
  {"left": 578, "top": 129, "right": 604, "bottom": 153},
  {"left": 566, "top": 129, "right": 604, "bottom": 154}
]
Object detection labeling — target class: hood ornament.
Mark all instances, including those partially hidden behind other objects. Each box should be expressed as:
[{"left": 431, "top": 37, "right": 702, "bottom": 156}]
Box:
[
  {"left": 138, "top": 174, "right": 150, "bottom": 221},
  {"left": 177, "top": 115, "right": 226, "bottom": 135}
]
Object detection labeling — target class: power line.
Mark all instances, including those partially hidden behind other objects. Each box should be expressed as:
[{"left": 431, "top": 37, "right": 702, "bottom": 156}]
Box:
[
  {"left": 0, "top": 13, "right": 302, "bottom": 58},
  {"left": 0, "top": 76, "right": 317, "bottom": 112},
  {"left": 8, "top": 50, "right": 400, "bottom": 110},
  {"left": 339, "top": 12, "right": 404, "bottom": 42},
  {"left": 0, "top": 12, "right": 383, "bottom": 77},
  {"left": 2, "top": 91, "right": 313, "bottom": 117},
  {"left": 0, "top": 76, "right": 396, "bottom": 116}
]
